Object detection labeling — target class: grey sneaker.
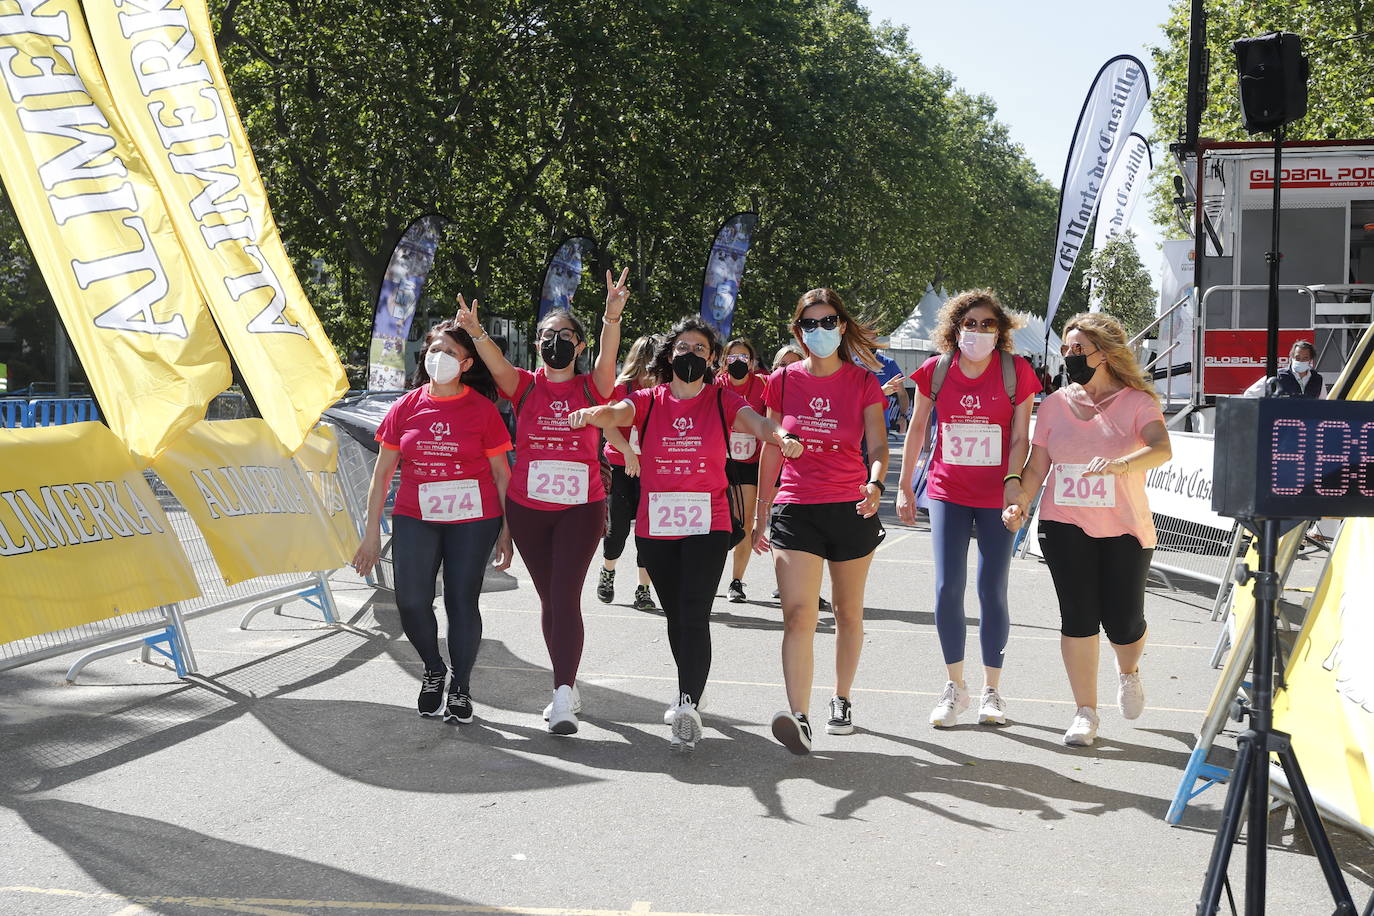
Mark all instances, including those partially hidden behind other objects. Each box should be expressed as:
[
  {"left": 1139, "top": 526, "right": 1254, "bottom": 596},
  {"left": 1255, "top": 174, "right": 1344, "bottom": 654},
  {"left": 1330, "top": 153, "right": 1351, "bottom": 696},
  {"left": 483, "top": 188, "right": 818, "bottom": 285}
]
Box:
[
  {"left": 977, "top": 686, "right": 1007, "bottom": 725},
  {"left": 1118, "top": 671, "right": 1145, "bottom": 720},
  {"left": 596, "top": 567, "right": 615, "bottom": 604},
  {"left": 929, "top": 680, "right": 970, "bottom": 728},
  {"left": 1064, "top": 706, "right": 1099, "bottom": 746},
  {"left": 669, "top": 694, "right": 702, "bottom": 751},
  {"left": 633, "top": 585, "right": 656, "bottom": 611}
]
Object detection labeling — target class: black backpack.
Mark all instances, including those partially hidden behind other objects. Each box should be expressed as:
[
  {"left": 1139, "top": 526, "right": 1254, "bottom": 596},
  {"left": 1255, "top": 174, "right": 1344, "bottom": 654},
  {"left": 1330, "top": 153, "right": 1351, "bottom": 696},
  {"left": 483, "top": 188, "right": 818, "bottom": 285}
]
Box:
[{"left": 640, "top": 387, "right": 746, "bottom": 548}]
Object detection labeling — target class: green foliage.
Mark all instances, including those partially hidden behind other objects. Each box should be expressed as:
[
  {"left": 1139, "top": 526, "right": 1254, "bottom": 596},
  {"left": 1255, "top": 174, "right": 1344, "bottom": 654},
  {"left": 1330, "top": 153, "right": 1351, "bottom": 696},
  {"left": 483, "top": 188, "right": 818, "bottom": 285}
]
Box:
[
  {"left": 1148, "top": 0, "right": 1374, "bottom": 232},
  {"left": 0, "top": 183, "right": 60, "bottom": 391},
  {"left": 1, "top": 0, "right": 1077, "bottom": 384},
  {"left": 1082, "top": 229, "right": 1157, "bottom": 337}
]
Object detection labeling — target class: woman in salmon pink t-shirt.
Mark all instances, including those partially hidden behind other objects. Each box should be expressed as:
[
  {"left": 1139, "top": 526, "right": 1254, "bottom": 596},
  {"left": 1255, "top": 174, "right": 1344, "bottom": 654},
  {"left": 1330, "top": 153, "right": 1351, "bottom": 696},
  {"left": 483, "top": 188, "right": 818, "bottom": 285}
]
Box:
[
  {"left": 570, "top": 316, "right": 801, "bottom": 751},
  {"left": 352, "top": 320, "right": 514, "bottom": 727},
  {"left": 1004, "top": 313, "right": 1172, "bottom": 749},
  {"left": 896, "top": 289, "right": 1040, "bottom": 731},
  {"left": 754, "top": 288, "right": 890, "bottom": 755},
  {"left": 454, "top": 270, "right": 632, "bottom": 736},
  {"left": 717, "top": 336, "right": 769, "bottom": 603}
]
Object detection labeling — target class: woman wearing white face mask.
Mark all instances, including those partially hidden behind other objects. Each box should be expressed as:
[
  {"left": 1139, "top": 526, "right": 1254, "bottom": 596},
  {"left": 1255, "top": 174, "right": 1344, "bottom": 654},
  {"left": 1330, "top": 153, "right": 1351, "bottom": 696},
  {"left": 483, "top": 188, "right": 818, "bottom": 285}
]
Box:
[
  {"left": 352, "top": 320, "right": 514, "bottom": 725},
  {"left": 896, "top": 289, "right": 1040, "bottom": 729}
]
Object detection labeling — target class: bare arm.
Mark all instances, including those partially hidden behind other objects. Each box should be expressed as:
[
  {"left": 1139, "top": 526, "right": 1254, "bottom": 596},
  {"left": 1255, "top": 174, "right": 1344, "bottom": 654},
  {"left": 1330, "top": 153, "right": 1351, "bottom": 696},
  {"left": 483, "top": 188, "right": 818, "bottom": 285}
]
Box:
[
  {"left": 351, "top": 446, "right": 402, "bottom": 576},
  {"left": 752, "top": 407, "right": 783, "bottom": 554},
  {"left": 568, "top": 399, "right": 636, "bottom": 430},
  {"left": 489, "top": 453, "right": 513, "bottom": 570},
  {"left": 733, "top": 407, "right": 804, "bottom": 459},
  {"left": 1003, "top": 395, "right": 1035, "bottom": 510},
  {"left": 895, "top": 392, "right": 934, "bottom": 525},
  {"left": 1084, "top": 419, "right": 1171, "bottom": 476},
  {"left": 592, "top": 268, "right": 630, "bottom": 398},
  {"left": 603, "top": 426, "right": 640, "bottom": 476},
  {"left": 857, "top": 402, "right": 889, "bottom": 518},
  {"left": 454, "top": 295, "right": 520, "bottom": 397}
]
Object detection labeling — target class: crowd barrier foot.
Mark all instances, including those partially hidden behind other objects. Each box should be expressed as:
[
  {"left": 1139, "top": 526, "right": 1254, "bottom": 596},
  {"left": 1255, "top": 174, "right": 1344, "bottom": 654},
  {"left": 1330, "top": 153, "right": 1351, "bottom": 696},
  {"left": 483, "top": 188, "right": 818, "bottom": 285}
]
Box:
[
  {"left": 63, "top": 606, "right": 195, "bottom": 684},
  {"left": 238, "top": 572, "right": 339, "bottom": 630},
  {"left": 1166, "top": 745, "right": 1232, "bottom": 825}
]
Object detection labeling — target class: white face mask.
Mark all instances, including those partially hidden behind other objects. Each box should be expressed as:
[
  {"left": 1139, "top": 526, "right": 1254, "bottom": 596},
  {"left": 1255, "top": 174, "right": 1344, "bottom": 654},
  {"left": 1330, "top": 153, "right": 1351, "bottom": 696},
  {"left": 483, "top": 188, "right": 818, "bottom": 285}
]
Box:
[
  {"left": 959, "top": 330, "right": 997, "bottom": 362},
  {"left": 1290, "top": 360, "right": 1311, "bottom": 374},
  {"left": 425, "top": 349, "right": 462, "bottom": 384}
]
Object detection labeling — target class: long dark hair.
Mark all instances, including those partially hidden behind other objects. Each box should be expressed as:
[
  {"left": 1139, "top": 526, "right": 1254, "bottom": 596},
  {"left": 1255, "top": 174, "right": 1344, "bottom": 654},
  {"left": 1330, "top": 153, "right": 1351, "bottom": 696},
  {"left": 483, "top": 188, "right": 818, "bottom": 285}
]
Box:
[
  {"left": 649, "top": 316, "right": 722, "bottom": 384},
  {"left": 791, "top": 288, "right": 879, "bottom": 370},
  {"left": 412, "top": 319, "right": 499, "bottom": 402}
]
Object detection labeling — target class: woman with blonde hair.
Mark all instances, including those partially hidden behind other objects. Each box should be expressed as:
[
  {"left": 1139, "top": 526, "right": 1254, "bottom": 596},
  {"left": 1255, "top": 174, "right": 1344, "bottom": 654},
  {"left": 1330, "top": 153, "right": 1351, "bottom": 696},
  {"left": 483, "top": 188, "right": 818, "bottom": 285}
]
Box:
[
  {"left": 597, "top": 334, "right": 660, "bottom": 611},
  {"left": 897, "top": 288, "right": 1041, "bottom": 729},
  {"left": 1004, "top": 312, "right": 1171, "bottom": 747}
]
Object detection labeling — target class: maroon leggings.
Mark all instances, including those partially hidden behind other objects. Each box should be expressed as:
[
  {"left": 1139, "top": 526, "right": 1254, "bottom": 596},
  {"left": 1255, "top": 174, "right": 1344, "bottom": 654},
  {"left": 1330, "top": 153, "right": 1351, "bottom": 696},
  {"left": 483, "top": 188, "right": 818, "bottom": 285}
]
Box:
[{"left": 505, "top": 498, "right": 605, "bottom": 687}]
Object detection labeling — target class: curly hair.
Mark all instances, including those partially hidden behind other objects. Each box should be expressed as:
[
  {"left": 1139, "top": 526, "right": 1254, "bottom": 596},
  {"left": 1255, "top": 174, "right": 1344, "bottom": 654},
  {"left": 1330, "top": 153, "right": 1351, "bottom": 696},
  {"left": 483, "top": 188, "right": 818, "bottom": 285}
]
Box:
[
  {"left": 649, "top": 316, "right": 722, "bottom": 384},
  {"left": 791, "top": 288, "right": 880, "bottom": 370},
  {"left": 411, "top": 320, "right": 499, "bottom": 402},
  {"left": 1062, "top": 312, "right": 1159, "bottom": 403},
  {"left": 933, "top": 288, "right": 1022, "bottom": 355}
]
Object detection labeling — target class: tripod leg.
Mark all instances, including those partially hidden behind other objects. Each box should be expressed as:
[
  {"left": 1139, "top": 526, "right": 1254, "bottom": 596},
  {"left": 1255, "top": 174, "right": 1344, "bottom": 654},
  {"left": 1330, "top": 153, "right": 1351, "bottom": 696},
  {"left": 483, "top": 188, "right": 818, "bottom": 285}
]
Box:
[
  {"left": 1246, "top": 740, "right": 1270, "bottom": 913},
  {"left": 1275, "top": 745, "right": 1356, "bottom": 913},
  {"left": 1198, "top": 734, "right": 1256, "bottom": 915}
]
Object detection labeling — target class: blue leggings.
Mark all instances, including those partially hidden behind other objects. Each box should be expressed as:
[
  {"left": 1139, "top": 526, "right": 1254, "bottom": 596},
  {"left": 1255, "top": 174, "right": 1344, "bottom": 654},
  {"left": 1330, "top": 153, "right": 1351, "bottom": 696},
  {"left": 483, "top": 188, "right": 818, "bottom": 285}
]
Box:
[{"left": 929, "top": 499, "right": 1013, "bottom": 669}]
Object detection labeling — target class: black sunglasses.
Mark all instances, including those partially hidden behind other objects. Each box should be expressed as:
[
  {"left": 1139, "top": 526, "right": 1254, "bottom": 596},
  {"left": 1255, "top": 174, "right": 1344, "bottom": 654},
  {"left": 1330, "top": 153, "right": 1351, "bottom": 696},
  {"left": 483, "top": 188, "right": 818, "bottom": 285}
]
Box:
[{"left": 797, "top": 315, "right": 841, "bottom": 332}]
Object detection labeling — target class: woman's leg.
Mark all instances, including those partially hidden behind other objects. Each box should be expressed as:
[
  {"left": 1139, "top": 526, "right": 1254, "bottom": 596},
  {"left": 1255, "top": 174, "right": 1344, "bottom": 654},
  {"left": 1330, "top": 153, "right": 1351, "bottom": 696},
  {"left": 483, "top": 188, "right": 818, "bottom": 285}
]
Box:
[
  {"left": 1101, "top": 534, "right": 1152, "bottom": 717},
  {"left": 672, "top": 532, "right": 730, "bottom": 702},
  {"left": 730, "top": 483, "right": 758, "bottom": 581},
  {"left": 929, "top": 499, "right": 975, "bottom": 685},
  {"left": 971, "top": 504, "right": 1015, "bottom": 689},
  {"left": 545, "top": 500, "right": 605, "bottom": 686},
  {"left": 1037, "top": 521, "right": 1104, "bottom": 709},
  {"left": 827, "top": 550, "right": 875, "bottom": 700},
  {"left": 602, "top": 466, "right": 635, "bottom": 570},
  {"left": 636, "top": 536, "right": 684, "bottom": 675},
  {"left": 390, "top": 515, "right": 446, "bottom": 672},
  {"left": 774, "top": 546, "right": 825, "bottom": 716},
  {"left": 438, "top": 516, "right": 503, "bottom": 693},
  {"left": 505, "top": 500, "right": 558, "bottom": 656}
]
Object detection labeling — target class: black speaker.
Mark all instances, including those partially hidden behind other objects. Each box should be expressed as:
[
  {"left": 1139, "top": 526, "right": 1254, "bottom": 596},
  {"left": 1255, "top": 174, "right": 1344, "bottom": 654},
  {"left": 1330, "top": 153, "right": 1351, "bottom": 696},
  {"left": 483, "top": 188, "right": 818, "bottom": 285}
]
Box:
[{"left": 1233, "top": 32, "right": 1309, "bottom": 133}]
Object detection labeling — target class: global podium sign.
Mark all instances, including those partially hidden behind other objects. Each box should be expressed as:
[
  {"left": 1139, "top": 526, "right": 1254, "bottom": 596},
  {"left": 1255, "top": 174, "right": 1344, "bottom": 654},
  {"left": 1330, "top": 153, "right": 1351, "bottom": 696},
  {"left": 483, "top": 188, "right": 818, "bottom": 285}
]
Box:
[{"left": 1201, "top": 328, "right": 1313, "bottom": 395}]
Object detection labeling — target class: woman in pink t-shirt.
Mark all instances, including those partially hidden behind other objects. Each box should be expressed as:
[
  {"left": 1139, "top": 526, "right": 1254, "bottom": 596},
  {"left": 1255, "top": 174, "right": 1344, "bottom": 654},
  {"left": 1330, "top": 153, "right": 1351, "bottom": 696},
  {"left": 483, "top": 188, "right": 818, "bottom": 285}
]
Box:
[
  {"left": 570, "top": 317, "right": 801, "bottom": 751},
  {"left": 754, "top": 288, "right": 890, "bottom": 755},
  {"left": 717, "top": 337, "right": 769, "bottom": 603},
  {"left": 454, "top": 271, "right": 631, "bottom": 736},
  {"left": 597, "top": 334, "right": 659, "bottom": 613},
  {"left": 895, "top": 289, "right": 1040, "bottom": 730},
  {"left": 352, "top": 320, "right": 514, "bottom": 726},
  {"left": 1004, "top": 313, "right": 1172, "bottom": 748}
]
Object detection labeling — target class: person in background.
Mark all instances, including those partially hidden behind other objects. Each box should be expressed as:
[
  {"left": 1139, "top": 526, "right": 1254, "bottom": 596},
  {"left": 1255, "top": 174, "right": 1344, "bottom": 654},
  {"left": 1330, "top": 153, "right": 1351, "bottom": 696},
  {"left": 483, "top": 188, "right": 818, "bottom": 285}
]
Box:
[
  {"left": 719, "top": 337, "right": 768, "bottom": 603},
  {"left": 896, "top": 289, "right": 1040, "bottom": 729},
  {"left": 772, "top": 343, "right": 804, "bottom": 370},
  {"left": 598, "top": 335, "right": 659, "bottom": 611},
  {"left": 865, "top": 346, "right": 911, "bottom": 435},
  {"left": 1242, "top": 339, "right": 1323, "bottom": 398},
  {"left": 1003, "top": 312, "right": 1172, "bottom": 748},
  {"left": 352, "top": 320, "right": 513, "bottom": 725}
]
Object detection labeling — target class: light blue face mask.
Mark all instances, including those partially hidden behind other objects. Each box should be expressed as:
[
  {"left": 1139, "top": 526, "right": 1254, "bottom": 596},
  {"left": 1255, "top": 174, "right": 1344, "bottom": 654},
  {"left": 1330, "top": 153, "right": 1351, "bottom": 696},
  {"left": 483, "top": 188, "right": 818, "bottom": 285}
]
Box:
[{"left": 802, "top": 326, "right": 842, "bottom": 358}]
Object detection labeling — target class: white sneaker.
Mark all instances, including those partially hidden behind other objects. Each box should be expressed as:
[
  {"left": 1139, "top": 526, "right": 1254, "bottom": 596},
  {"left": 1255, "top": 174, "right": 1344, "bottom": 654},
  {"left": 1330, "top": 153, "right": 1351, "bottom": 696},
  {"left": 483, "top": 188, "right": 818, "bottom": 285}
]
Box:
[
  {"left": 546, "top": 685, "right": 579, "bottom": 736},
  {"left": 1118, "top": 671, "right": 1145, "bottom": 720},
  {"left": 669, "top": 694, "right": 702, "bottom": 751},
  {"left": 542, "top": 683, "right": 582, "bottom": 721},
  {"left": 977, "top": 686, "right": 1007, "bottom": 725},
  {"left": 1064, "top": 706, "right": 1099, "bottom": 746},
  {"left": 929, "top": 680, "right": 970, "bottom": 728},
  {"left": 664, "top": 694, "right": 705, "bottom": 725}
]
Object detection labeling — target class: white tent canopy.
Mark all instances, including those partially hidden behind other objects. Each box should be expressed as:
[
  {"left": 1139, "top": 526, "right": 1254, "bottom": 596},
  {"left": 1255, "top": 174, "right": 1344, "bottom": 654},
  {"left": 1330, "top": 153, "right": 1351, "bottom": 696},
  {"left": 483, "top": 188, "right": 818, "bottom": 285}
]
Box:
[
  {"left": 886, "top": 283, "right": 944, "bottom": 348},
  {"left": 1008, "top": 310, "right": 1064, "bottom": 372}
]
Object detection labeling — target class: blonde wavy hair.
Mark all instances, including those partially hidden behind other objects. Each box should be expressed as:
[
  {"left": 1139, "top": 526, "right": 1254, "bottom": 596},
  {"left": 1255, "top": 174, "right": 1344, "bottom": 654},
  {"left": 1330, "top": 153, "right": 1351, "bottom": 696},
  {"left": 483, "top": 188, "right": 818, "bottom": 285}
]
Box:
[
  {"left": 1062, "top": 312, "right": 1159, "bottom": 403},
  {"left": 616, "top": 334, "right": 659, "bottom": 388}
]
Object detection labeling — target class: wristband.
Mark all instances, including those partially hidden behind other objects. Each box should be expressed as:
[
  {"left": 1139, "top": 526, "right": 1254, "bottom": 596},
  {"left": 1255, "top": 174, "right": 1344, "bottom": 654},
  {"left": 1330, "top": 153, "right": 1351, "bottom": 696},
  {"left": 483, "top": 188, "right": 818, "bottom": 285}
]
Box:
[
  {"left": 867, "top": 479, "right": 886, "bottom": 494},
  {"left": 1002, "top": 474, "right": 1021, "bottom": 484},
  {"left": 472, "top": 332, "right": 490, "bottom": 343},
  {"left": 782, "top": 433, "right": 801, "bottom": 442},
  {"left": 602, "top": 314, "right": 622, "bottom": 324}
]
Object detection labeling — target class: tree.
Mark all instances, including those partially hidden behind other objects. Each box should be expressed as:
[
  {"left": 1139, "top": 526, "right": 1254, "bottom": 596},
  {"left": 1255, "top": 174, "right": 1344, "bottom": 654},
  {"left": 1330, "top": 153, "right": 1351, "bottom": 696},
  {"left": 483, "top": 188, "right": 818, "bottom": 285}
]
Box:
[{"left": 1081, "top": 230, "right": 1157, "bottom": 337}]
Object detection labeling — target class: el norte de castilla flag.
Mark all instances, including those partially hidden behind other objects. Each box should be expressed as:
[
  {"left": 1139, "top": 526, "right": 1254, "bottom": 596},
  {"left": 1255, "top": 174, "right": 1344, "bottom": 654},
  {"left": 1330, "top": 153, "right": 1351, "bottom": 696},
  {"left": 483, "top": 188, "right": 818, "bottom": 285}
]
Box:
[{"left": 0, "top": 0, "right": 232, "bottom": 461}]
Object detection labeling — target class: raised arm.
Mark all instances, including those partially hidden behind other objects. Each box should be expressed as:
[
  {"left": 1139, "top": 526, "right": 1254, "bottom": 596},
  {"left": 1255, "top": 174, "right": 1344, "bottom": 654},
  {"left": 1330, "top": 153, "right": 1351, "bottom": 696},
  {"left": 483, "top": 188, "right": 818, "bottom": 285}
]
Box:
[
  {"left": 454, "top": 295, "right": 520, "bottom": 396},
  {"left": 593, "top": 268, "right": 630, "bottom": 399}
]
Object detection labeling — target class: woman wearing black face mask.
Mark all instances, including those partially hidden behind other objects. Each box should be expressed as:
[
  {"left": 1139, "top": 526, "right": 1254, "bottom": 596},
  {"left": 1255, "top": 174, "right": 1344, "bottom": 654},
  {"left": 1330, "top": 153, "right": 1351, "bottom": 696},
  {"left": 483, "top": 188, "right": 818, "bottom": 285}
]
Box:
[
  {"left": 716, "top": 338, "right": 767, "bottom": 602},
  {"left": 455, "top": 270, "right": 631, "bottom": 736},
  {"left": 569, "top": 317, "right": 802, "bottom": 751}
]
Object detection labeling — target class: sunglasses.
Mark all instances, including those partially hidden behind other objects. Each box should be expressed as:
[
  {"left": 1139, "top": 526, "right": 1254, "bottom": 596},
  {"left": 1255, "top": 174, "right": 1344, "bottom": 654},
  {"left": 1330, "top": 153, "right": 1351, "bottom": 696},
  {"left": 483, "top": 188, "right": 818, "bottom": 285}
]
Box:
[
  {"left": 724, "top": 354, "right": 750, "bottom": 363},
  {"left": 797, "top": 315, "right": 841, "bottom": 332},
  {"left": 961, "top": 318, "right": 1000, "bottom": 332},
  {"left": 1061, "top": 343, "right": 1099, "bottom": 357}
]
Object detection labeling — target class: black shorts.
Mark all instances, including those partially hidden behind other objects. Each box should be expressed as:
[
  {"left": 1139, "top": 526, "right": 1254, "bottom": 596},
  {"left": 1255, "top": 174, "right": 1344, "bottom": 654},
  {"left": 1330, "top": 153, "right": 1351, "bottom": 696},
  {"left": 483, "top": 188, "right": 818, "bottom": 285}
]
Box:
[
  {"left": 1037, "top": 520, "right": 1151, "bottom": 643},
  {"left": 769, "top": 501, "right": 885, "bottom": 562},
  {"left": 726, "top": 459, "right": 759, "bottom": 487}
]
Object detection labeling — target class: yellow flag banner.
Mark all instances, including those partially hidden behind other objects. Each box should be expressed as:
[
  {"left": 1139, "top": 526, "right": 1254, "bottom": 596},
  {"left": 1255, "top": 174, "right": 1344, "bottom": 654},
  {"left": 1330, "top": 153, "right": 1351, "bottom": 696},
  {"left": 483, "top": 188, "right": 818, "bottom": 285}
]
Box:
[
  {"left": 84, "top": 0, "right": 348, "bottom": 453},
  {"left": 0, "top": 0, "right": 231, "bottom": 462},
  {"left": 1274, "top": 518, "right": 1374, "bottom": 832},
  {"left": 0, "top": 422, "right": 198, "bottom": 644},
  {"left": 152, "top": 418, "right": 350, "bottom": 585},
  {"left": 293, "top": 425, "right": 360, "bottom": 559}
]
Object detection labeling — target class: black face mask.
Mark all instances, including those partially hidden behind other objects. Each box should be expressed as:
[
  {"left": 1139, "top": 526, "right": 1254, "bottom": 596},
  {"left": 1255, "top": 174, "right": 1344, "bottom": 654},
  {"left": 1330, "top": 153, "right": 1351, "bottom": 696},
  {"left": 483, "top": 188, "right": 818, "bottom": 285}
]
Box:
[
  {"left": 541, "top": 335, "right": 577, "bottom": 370},
  {"left": 1064, "top": 353, "right": 1097, "bottom": 386},
  {"left": 671, "top": 352, "right": 708, "bottom": 384},
  {"left": 726, "top": 360, "right": 750, "bottom": 380}
]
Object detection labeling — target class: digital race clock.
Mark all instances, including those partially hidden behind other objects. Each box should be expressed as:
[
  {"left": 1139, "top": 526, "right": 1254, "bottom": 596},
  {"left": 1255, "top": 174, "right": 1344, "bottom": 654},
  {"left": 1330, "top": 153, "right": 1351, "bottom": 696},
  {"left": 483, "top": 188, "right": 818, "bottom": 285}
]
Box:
[{"left": 1212, "top": 396, "right": 1374, "bottom": 520}]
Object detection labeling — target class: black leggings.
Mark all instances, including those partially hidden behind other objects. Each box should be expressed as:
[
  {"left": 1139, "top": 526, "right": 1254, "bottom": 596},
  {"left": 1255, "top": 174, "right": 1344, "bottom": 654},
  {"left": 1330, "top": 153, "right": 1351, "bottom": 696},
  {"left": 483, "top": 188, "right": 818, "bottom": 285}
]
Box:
[
  {"left": 635, "top": 531, "right": 730, "bottom": 703},
  {"left": 603, "top": 464, "right": 640, "bottom": 561},
  {"left": 391, "top": 513, "right": 503, "bottom": 689},
  {"left": 1037, "top": 520, "right": 1151, "bottom": 644}
]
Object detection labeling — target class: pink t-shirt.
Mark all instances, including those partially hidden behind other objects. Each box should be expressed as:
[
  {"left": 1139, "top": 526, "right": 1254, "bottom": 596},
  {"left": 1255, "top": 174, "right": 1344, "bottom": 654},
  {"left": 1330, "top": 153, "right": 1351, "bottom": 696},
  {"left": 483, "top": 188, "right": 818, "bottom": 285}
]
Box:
[
  {"left": 602, "top": 381, "right": 638, "bottom": 468},
  {"left": 503, "top": 369, "right": 607, "bottom": 511},
  {"left": 629, "top": 384, "right": 746, "bottom": 540},
  {"left": 375, "top": 385, "right": 513, "bottom": 523},
  {"left": 763, "top": 361, "right": 886, "bottom": 505},
  {"left": 913, "top": 352, "right": 1042, "bottom": 509},
  {"left": 1032, "top": 385, "right": 1166, "bottom": 547},
  {"left": 716, "top": 370, "right": 768, "bottom": 464}
]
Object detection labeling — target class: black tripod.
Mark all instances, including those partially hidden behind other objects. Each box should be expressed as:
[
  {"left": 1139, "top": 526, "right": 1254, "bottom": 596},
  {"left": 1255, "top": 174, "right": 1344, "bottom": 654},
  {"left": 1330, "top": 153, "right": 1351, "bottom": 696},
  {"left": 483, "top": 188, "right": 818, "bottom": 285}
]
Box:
[{"left": 1194, "top": 521, "right": 1358, "bottom": 916}]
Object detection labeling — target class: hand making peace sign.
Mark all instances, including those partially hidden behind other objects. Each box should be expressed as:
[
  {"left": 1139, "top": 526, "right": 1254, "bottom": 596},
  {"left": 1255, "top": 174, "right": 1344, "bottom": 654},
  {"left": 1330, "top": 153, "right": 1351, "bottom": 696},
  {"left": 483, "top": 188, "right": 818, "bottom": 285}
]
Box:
[
  {"left": 604, "top": 267, "right": 630, "bottom": 322},
  {"left": 453, "top": 294, "right": 482, "bottom": 337}
]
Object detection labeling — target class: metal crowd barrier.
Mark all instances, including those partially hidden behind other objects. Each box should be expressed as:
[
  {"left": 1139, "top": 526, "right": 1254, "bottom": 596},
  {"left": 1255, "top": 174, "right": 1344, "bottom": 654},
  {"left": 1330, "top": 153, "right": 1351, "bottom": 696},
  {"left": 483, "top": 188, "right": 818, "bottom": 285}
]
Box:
[
  {"left": 1146, "top": 513, "right": 1239, "bottom": 588},
  {"left": 0, "top": 397, "right": 102, "bottom": 428}
]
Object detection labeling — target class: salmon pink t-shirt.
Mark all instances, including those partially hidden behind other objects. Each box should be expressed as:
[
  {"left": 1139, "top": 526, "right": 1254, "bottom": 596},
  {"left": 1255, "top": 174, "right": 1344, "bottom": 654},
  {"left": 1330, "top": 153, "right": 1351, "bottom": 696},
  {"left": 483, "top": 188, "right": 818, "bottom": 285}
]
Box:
[
  {"left": 913, "top": 352, "right": 1041, "bottom": 509},
  {"left": 629, "top": 384, "right": 746, "bottom": 540},
  {"left": 764, "top": 361, "right": 886, "bottom": 505},
  {"left": 375, "top": 385, "right": 513, "bottom": 523},
  {"left": 503, "top": 368, "right": 607, "bottom": 511},
  {"left": 1032, "top": 385, "right": 1165, "bottom": 547},
  {"left": 716, "top": 370, "right": 768, "bottom": 464}
]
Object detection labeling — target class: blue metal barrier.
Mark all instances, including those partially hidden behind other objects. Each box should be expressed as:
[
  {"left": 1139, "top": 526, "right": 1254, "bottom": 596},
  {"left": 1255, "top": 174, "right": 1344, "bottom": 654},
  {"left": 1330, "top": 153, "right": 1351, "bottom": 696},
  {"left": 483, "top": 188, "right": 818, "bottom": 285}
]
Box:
[
  {"left": 0, "top": 399, "right": 31, "bottom": 428},
  {"left": 28, "top": 398, "right": 101, "bottom": 426}
]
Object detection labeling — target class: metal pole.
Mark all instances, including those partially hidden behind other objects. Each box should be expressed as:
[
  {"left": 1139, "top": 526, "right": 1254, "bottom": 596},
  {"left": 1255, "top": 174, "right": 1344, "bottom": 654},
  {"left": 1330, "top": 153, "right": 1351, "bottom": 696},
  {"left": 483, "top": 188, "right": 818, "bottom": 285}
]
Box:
[
  {"left": 54, "top": 320, "right": 70, "bottom": 398},
  {"left": 1265, "top": 128, "right": 1284, "bottom": 381},
  {"left": 1184, "top": 0, "right": 1207, "bottom": 149}
]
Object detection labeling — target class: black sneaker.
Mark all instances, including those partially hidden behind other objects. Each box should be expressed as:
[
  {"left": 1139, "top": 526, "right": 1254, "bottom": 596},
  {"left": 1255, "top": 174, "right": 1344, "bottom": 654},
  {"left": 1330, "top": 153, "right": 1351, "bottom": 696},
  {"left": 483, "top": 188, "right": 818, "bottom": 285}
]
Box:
[
  {"left": 417, "top": 669, "right": 447, "bottom": 717},
  {"left": 826, "top": 695, "right": 854, "bottom": 735},
  {"left": 596, "top": 567, "right": 615, "bottom": 604},
  {"left": 727, "top": 579, "right": 746, "bottom": 603},
  {"left": 771, "top": 710, "right": 812, "bottom": 755},
  {"left": 633, "top": 585, "right": 656, "bottom": 611},
  {"left": 444, "top": 686, "right": 474, "bottom": 724}
]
